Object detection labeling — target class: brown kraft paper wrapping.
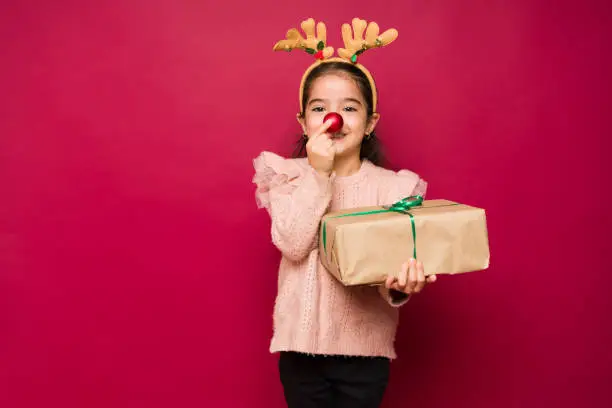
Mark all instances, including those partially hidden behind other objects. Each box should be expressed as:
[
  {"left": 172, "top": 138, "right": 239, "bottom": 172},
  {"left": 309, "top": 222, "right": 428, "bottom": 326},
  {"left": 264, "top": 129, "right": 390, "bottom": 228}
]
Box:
[{"left": 318, "top": 199, "right": 490, "bottom": 286}]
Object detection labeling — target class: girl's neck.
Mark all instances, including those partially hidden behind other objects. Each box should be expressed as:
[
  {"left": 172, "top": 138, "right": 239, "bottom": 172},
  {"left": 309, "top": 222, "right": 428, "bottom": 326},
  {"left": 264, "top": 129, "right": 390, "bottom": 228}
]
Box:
[{"left": 333, "top": 154, "right": 363, "bottom": 177}]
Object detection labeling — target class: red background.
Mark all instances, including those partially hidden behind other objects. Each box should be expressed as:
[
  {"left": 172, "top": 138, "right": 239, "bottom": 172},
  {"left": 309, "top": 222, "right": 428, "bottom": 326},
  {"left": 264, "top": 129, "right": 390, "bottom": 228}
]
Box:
[{"left": 1, "top": 1, "right": 610, "bottom": 407}]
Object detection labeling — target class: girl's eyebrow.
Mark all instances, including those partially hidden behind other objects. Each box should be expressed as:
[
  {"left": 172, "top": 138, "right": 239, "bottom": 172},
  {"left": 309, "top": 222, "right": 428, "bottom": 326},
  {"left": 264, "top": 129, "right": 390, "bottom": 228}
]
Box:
[
  {"left": 308, "top": 98, "right": 327, "bottom": 105},
  {"left": 308, "top": 98, "right": 363, "bottom": 106},
  {"left": 343, "top": 98, "right": 363, "bottom": 105}
]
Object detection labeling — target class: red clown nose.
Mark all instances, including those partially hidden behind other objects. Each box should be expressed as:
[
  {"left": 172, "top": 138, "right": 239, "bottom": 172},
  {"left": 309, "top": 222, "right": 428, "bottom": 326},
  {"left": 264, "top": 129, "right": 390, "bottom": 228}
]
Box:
[{"left": 323, "top": 112, "right": 344, "bottom": 133}]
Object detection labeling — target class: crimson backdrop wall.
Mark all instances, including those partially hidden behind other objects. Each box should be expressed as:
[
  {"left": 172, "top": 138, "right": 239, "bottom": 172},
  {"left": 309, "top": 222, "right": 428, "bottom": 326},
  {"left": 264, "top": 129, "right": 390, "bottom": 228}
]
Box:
[{"left": 1, "top": 1, "right": 610, "bottom": 407}]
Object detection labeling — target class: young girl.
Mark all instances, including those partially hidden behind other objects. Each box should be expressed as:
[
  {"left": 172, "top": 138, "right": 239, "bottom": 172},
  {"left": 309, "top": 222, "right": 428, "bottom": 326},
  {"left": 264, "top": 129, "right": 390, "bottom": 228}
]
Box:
[{"left": 253, "top": 18, "right": 437, "bottom": 408}]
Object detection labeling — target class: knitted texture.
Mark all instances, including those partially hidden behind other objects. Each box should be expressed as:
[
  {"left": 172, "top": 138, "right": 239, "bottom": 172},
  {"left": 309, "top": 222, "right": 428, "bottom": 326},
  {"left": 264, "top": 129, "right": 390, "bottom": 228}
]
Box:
[{"left": 253, "top": 151, "right": 427, "bottom": 359}]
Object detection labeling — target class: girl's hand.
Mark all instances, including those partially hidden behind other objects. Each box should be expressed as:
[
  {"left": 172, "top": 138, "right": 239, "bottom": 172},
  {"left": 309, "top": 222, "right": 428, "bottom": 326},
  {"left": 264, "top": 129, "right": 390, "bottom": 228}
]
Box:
[
  {"left": 306, "top": 119, "right": 335, "bottom": 177},
  {"left": 384, "top": 258, "right": 437, "bottom": 295}
]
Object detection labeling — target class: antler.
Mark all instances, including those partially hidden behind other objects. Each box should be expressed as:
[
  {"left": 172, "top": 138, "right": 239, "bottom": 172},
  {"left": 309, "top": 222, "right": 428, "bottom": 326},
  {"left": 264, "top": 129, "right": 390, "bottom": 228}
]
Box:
[
  {"left": 273, "top": 18, "right": 334, "bottom": 59},
  {"left": 337, "top": 18, "right": 398, "bottom": 63}
]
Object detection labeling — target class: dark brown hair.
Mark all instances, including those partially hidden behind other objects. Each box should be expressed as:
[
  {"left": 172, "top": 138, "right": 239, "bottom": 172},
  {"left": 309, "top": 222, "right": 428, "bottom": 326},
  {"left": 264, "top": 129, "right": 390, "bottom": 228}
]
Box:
[{"left": 292, "top": 61, "right": 383, "bottom": 166}]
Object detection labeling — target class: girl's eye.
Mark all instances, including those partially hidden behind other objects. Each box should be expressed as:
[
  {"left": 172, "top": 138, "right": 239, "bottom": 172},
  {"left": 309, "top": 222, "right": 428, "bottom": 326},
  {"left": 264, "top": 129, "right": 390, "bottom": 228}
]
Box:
[{"left": 311, "top": 106, "right": 357, "bottom": 113}]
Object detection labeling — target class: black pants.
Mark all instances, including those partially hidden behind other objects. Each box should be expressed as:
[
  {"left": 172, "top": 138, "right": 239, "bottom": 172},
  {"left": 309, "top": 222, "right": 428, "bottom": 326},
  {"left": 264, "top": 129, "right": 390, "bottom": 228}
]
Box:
[{"left": 278, "top": 351, "right": 390, "bottom": 408}]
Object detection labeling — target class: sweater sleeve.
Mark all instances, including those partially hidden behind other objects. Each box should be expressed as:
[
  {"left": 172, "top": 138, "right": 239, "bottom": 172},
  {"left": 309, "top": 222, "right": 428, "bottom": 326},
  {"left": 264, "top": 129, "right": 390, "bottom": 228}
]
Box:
[
  {"left": 378, "top": 286, "right": 411, "bottom": 307},
  {"left": 377, "top": 167, "right": 428, "bottom": 307},
  {"left": 253, "top": 151, "right": 333, "bottom": 262}
]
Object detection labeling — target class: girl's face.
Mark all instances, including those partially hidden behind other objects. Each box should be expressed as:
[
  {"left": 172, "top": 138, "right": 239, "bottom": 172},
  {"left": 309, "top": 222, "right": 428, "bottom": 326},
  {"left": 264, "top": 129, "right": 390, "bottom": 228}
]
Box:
[{"left": 298, "top": 74, "right": 379, "bottom": 159}]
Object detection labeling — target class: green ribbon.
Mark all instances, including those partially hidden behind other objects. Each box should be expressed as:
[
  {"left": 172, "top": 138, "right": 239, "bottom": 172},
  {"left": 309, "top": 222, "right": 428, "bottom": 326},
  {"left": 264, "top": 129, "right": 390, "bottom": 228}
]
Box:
[{"left": 321, "top": 195, "right": 424, "bottom": 259}]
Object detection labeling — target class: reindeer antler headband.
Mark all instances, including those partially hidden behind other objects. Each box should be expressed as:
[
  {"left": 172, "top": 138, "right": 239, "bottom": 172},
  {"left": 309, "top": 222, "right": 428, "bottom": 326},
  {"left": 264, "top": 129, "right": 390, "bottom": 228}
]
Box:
[{"left": 273, "top": 18, "right": 398, "bottom": 113}]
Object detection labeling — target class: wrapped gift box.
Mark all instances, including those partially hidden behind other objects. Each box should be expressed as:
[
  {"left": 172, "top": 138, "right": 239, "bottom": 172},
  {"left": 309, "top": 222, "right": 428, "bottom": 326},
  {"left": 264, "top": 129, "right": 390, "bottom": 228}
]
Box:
[{"left": 319, "top": 197, "right": 490, "bottom": 286}]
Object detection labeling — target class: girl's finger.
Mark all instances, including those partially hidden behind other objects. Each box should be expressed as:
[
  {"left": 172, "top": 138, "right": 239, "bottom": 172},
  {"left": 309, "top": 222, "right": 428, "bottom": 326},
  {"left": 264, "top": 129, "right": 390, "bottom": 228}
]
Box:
[
  {"left": 414, "top": 261, "right": 426, "bottom": 293},
  {"left": 398, "top": 262, "right": 408, "bottom": 288},
  {"left": 407, "top": 258, "right": 417, "bottom": 293},
  {"left": 310, "top": 119, "right": 333, "bottom": 142}
]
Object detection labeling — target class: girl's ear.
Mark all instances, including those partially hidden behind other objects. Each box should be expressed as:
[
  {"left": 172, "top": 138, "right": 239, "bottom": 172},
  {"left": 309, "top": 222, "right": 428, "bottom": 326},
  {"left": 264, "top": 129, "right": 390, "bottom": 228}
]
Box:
[
  {"left": 296, "top": 112, "right": 307, "bottom": 134},
  {"left": 367, "top": 113, "right": 381, "bottom": 134}
]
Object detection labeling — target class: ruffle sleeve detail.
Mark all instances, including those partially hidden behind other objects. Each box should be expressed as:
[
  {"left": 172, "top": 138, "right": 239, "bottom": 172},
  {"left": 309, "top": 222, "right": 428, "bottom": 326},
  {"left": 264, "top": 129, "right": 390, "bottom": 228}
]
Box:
[
  {"left": 380, "top": 168, "right": 428, "bottom": 206},
  {"left": 252, "top": 151, "right": 306, "bottom": 210}
]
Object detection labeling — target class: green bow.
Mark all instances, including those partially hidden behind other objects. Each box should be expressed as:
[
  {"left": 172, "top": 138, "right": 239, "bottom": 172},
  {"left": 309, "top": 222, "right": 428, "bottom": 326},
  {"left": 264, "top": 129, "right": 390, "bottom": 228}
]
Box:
[
  {"left": 321, "top": 195, "right": 424, "bottom": 259},
  {"left": 386, "top": 195, "right": 424, "bottom": 213}
]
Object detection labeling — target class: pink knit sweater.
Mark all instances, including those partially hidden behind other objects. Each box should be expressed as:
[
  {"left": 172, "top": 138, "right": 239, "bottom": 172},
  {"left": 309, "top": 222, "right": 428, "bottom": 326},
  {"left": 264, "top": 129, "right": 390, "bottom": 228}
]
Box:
[{"left": 253, "top": 151, "right": 428, "bottom": 359}]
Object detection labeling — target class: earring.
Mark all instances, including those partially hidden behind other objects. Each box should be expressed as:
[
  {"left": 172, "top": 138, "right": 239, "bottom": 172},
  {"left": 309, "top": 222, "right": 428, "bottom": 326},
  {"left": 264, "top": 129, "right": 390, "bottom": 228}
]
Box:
[
  {"left": 302, "top": 133, "right": 308, "bottom": 140},
  {"left": 365, "top": 133, "right": 371, "bottom": 139}
]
